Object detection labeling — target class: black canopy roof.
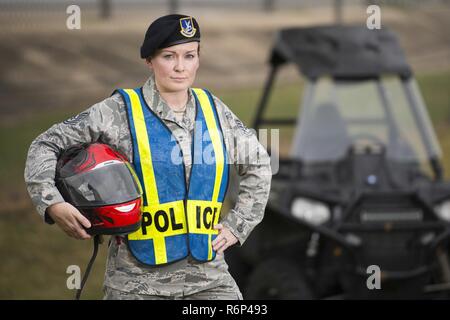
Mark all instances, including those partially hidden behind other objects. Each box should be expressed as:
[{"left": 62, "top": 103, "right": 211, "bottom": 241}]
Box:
[{"left": 270, "top": 25, "right": 412, "bottom": 80}]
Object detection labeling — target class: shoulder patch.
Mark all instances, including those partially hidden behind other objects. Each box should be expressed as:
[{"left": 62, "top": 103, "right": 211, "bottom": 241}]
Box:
[
  {"left": 236, "top": 119, "right": 252, "bottom": 135},
  {"left": 224, "top": 110, "right": 252, "bottom": 136},
  {"left": 63, "top": 111, "right": 89, "bottom": 125},
  {"left": 224, "top": 110, "right": 234, "bottom": 123}
]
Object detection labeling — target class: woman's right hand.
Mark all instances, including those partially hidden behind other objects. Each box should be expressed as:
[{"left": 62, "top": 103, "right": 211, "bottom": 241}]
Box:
[{"left": 46, "top": 202, "right": 92, "bottom": 240}]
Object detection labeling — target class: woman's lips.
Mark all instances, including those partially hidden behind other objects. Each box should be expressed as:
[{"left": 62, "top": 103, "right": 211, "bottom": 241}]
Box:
[{"left": 171, "top": 77, "right": 187, "bottom": 81}]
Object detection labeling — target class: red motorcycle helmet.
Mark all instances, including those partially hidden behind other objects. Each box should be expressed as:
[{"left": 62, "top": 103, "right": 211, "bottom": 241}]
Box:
[{"left": 56, "top": 143, "right": 143, "bottom": 235}]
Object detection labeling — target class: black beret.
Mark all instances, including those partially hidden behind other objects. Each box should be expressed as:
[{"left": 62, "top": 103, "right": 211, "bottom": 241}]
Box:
[{"left": 140, "top": 14, "right": 201, "bottom": 59}]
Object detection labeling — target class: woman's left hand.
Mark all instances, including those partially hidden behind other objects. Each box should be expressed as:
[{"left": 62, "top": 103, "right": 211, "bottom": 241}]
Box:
[{"left": 212, "top": 223, "right": 238, "bottom": 254}]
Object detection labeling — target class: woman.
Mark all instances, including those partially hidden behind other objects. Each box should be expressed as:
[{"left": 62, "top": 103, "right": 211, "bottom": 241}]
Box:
[{"left": 24, "top": 14, "right": 271, "bottom": 300}]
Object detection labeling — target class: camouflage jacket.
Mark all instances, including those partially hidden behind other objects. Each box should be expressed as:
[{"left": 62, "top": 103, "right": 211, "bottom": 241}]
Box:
[{"left": 24, "top": 75, "right": 272, "bottom": 296}]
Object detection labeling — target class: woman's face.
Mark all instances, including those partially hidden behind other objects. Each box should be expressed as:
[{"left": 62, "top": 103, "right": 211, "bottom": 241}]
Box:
[{"left": 147, "top": 41, "right": 200, "bottom": 93}]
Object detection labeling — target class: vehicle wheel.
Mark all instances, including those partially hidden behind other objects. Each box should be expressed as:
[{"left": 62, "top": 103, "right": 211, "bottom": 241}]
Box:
[
  {"left": 225, "top": 247, "right": 252, "bottom": 290},
  {"left": 244, "top": 259, "right": 313, "bottom": 300}
]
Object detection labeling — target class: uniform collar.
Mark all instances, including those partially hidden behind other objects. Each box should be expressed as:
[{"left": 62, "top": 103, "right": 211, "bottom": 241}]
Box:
[{"left": 142, "top": 73, "right": 196, "bottom": 129}]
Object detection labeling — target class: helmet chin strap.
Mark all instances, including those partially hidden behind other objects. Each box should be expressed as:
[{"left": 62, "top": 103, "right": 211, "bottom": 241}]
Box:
[{"left": 75, "top": 234, "right": 101, "bottom": 300}]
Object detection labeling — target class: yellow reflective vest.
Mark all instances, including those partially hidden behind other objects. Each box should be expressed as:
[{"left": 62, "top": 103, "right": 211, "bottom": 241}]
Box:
[{"left": 116, "top": 87, "right": 229, "bottom": 266}]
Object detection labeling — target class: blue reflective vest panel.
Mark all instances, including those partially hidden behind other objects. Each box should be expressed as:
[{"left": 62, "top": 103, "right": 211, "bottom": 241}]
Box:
[{"left": 116, "top": 87, "right": 229, "bottom": 266}]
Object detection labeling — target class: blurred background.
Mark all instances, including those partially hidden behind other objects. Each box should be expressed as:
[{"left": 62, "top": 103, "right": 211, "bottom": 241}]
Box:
[{"left": 0, "top": 0, "right": 449, "bottom": 299}]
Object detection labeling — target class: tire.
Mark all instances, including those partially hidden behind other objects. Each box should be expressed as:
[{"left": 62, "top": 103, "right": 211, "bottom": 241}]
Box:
[
  {"left": 244, "top": 259, "right": 313, "bottom": 300},
  {"left": 225, "top": 247, "right": 252, "bottom": 290}
]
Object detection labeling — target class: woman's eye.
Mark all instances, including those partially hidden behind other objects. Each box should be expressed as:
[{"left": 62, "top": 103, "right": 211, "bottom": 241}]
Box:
[
  {"left": 186, "top": 54, "right": 195, "bottom": 59},
  {"left": 163, "top": 55, "right": 173, "bottom": 59}
]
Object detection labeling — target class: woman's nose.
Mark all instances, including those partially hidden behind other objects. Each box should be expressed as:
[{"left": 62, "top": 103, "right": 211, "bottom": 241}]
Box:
[{"left": 174, "top": 57, "right": 185, "bottom": 72}]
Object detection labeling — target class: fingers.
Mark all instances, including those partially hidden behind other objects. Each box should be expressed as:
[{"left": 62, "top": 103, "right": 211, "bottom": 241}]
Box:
[
  {"left": 65, "top": 227, "right": 88, "bottom": 240},
  {"left": 51, "top": 203, "right": 91, "bottom": 240},
  {"left": 66, "top": 205, "right": 90, "bottom": 240},
  {"left": 61, "top": 224, "right": 88, "bottom": 240},
  {"left": 212, "top": 237, "right": 227, "bottom": 252},
  {"left": 63, "top": 215, "right": 91, "bottom": 240},
  {"left": 65, "top": 207, "right": 91, "bottom": 240},
  {"left": 74, "top": 227, "right": 91, "bottom": 240},
  {"left": 216, "top": 240, "right": 228, "bottom": 254},
  {"left": 211, "top": 227, "right": 226, "bottom": 253},
  {"left": 211, "top": 224, "right": 238, "bottom": 254},
  {"left": 74, "top": 210, "right": 91, "bottom": 229},
  {"left": 211, "top": 224, "right": 225, "bottom": 248}
]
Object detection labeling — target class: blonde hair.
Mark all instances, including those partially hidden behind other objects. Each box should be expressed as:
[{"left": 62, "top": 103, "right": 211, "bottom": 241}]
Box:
[{"left": 145, "top": 43, "right": 201, "bottom": 62}]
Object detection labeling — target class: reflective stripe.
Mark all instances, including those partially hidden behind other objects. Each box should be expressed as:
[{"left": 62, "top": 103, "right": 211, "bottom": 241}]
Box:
[
  {"left": 120, "top": 88, "right": 188, "bottom": 265},
  {"left": 186, "top": 200, "right": 222, "bottom": 260},
  {"left": 189, "top": 89, "right": 229, "bottom": 262},
  {"left": 128, "top": 200, "right": 187, "bottom": 264},
  {"left": 122, "top": 89, "right": 159, "bottom": 206},
  {"left": 191, "top": 88, "right": 225, "bottom": 203},
  {"left": 186, "top": 200, "right": 222, "bottom": 234}
]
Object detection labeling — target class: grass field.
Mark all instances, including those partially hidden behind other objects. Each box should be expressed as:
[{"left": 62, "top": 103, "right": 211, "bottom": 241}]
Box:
[{"left": 0, "top": 70, "right": 449, "bottom": 299}]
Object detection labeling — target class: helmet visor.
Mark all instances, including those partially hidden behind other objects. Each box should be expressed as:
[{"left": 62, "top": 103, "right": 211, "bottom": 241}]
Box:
[{"left": 61, "top": 162, "right": 141, "bottom": 207}]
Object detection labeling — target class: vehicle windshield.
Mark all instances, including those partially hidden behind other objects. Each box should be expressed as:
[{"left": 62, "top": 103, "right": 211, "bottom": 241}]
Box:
[{"left": 290, "top": 76, "right": 442, "bottom": 177}]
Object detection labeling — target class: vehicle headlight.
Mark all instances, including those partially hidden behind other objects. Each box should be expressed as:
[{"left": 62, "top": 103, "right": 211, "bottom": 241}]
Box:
[
  {"left": 291, "top": 197, "right": 331, "bottom": 225},
  {"left": 434, "top": 200, "right": 450, "bottom": 221}
]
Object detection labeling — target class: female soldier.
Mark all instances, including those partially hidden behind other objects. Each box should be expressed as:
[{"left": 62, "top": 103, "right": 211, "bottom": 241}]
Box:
[{"left": 24, "top": 14, "right": 271, "bottom": 300}]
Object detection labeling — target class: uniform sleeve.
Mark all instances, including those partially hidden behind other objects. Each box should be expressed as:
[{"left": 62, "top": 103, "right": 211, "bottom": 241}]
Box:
[
  {"left": 24, "top": 94, "right": 125, "bottom": 224},
  {"left": 212, "top": 95, "right": 272, "bottom": 246}
]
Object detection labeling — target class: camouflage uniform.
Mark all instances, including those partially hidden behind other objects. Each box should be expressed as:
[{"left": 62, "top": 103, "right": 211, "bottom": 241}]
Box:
[{"left": 24, "top": 74, "right": 272, "bottom": 299}]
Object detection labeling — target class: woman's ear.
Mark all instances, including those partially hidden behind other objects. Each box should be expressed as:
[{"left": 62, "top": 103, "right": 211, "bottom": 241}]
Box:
[{"left": 145, "top": 58, "right": 153, "bottom": 70}]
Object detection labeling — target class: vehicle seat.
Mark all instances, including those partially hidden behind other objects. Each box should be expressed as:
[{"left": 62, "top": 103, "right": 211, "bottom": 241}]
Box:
[{"left": 297, "top": 102, "right": 350, "bottom": 162}]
